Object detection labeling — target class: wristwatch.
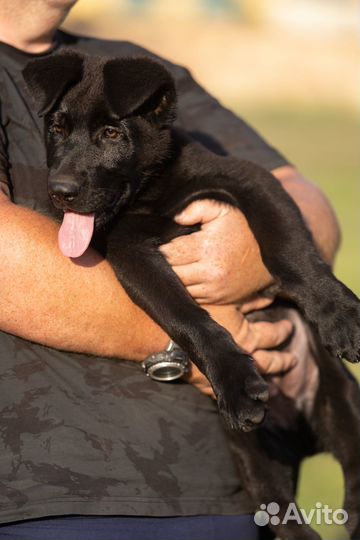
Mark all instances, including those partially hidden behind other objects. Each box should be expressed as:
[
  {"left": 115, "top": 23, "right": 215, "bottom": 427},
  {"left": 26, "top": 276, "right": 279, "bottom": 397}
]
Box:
[{"left": 142, "top": 341, "right": 189, "bottom": 382}]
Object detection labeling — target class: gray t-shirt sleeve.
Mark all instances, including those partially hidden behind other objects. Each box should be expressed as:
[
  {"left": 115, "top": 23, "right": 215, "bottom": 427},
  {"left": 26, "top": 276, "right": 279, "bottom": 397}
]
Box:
[{"left": 172, "top": 65, "right": 288, "bottom": 171}]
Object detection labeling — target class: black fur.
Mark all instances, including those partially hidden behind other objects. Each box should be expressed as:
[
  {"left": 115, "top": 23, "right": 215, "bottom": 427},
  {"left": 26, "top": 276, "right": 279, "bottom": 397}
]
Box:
[{"left": 23, "top": 51, "right": 360, "bottom": 539}]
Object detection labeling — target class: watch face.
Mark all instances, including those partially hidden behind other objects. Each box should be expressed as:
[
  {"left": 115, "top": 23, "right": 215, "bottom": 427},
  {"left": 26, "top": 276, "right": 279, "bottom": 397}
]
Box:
[{"left": 149, "top": 362, "right": 184, "bottom": 382}]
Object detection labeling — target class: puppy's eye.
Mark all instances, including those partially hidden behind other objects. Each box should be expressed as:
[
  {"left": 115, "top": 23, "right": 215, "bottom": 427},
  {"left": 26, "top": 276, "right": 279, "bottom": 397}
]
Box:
[
  {"left": 51, "top": 124, "right": 65, "bottom": 136},
  {"left": 103, "top": 127, "right": 121, "bottom": 140}
]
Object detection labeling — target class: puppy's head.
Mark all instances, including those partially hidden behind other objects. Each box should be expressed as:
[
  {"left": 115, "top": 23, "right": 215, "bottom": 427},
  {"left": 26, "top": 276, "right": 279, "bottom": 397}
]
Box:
[{"left": 23, "top": 50, "right": 176, "bottom": 257}]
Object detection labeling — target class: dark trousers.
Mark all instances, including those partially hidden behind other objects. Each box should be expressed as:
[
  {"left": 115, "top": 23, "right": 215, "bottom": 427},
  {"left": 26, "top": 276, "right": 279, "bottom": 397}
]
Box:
[{"left": 0, "top": 515, "right": 259, "bottom": 540}]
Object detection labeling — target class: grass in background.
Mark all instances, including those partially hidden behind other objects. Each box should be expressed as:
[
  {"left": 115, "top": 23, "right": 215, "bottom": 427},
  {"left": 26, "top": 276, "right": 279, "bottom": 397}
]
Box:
[
  {"left": 232, "top": 103, "right": 359, "bottom": 540},
  {"left": 238, "top": 105, "right": 359, "bottom": 294}
]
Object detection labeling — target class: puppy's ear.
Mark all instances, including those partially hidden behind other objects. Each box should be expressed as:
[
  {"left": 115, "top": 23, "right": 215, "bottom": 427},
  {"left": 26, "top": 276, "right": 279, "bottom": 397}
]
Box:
[
  {"left": 22, "top": 52, "right": 84, "bottom": 116},
  {"left": 103, "top": 57, "right": 176, "bottom": 125}
]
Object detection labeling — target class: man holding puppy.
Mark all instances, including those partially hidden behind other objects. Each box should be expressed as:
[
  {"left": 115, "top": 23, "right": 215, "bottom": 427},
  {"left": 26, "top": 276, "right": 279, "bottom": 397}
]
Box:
[{"left": 0, "top": 0, "right": 340, "bottom": 538}]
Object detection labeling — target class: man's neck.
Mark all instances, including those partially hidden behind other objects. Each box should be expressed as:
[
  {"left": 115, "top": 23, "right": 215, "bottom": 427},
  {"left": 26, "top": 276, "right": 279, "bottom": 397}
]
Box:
[
  {"left": 0, "top": 1, "right": 73, "bottom": 53},
  {"left": 0, "top": 30, "right": 56, "bottom": 54}
]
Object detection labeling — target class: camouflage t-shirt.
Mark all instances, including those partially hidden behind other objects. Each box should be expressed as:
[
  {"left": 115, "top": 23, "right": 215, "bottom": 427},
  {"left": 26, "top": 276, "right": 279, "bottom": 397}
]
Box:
[{"left": 0, "top": 31, "right": 288, "bottom": 524}]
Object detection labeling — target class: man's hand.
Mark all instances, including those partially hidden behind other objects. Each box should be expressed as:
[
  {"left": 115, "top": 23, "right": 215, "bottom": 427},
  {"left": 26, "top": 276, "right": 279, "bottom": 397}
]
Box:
[
  {"left": 184, "top": 301, "right": 296, "bottom": 398},
  {"left": 160, "top": 200, "right": 273, "bottom": 304}
]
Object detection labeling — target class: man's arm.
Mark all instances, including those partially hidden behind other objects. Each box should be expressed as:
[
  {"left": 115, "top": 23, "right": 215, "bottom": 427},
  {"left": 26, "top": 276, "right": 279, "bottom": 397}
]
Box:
[
  {"left": 0, "top": 189, "right": 169, "bottom": 359},
  {"left": 273, "top": 165, "right": 340, "bottom": 264}
]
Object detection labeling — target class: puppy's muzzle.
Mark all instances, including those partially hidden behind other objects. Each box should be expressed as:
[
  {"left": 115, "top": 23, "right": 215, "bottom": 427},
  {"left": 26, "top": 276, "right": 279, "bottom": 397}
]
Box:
[{"left": 48, "top": 175, "right": 81, "bottom": 206}]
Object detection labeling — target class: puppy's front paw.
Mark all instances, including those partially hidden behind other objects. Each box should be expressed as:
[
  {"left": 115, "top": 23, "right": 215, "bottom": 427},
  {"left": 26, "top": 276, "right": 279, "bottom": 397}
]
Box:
[
  {"left": 318, "top": 300, "right": 360, "bottom": 363},
  {"left": 213, "top": 354, "right": 269, "bottom": 432}
]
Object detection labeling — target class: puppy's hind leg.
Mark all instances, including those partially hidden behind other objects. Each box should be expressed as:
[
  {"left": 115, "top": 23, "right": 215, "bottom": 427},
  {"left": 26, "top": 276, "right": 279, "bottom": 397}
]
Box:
[
  {"left": 227, "top": 428, "right": 321, "bottom": 540},
  {"left": 311, "top": 339, "right": 360, "bottom": 540}
]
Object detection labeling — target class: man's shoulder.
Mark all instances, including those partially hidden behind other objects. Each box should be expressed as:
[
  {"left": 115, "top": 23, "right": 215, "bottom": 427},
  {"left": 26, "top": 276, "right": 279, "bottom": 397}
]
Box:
[
  {"left": 62, "top": 31, "right": 147, "bottom": 58},
  {"left": 59, "top": 31, "right": 190, "bottom": 81}
]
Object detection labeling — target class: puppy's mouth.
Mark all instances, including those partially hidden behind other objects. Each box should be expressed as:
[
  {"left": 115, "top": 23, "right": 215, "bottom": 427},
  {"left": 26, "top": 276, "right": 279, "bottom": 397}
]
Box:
[
  {"left": 56, "top": 184, "right": 132, "bottom": 259},
  {"left": 58, "top": 211, "right": 95, "bottom": 258},
  {"left": 57, "top": 194, "right": 129, "bottom": 259}
]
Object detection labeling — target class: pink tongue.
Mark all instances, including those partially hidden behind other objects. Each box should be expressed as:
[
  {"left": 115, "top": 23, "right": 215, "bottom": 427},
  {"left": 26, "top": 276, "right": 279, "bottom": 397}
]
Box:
[{"left": 58, "top": 212, "right": 95, "bottom": 258}]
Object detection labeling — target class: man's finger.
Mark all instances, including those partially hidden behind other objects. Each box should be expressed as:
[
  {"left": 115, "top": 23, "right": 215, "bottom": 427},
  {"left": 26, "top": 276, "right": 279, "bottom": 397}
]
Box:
[
  {"left": 171, "top": 263, "right": 204, "bottom": 287},
  {"left": 253, "top": 350, "right": 298, "bottom": 375},
  {"left": 185, "top": 284, "right": 212, "bottom": 303},
  {"left": 240, "top": 295, "right": 274, "bottom": 314},
  {"left": 174, "top": 200, "right": 226, "bottom": 226},
  {"left": 182, "top": 361, "right": 216, "bottom": 399},
  {"left": 249, "top": 319, "right": 293, "bottom": 350},
  {"left": 160, "top": 234, "right": 201, "bottom": 266}
]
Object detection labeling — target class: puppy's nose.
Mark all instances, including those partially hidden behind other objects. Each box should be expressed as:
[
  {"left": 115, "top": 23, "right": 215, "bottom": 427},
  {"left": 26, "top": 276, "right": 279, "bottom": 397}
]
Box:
[{"left": 48, "top": 176, "right": 80, "bottom": 203}]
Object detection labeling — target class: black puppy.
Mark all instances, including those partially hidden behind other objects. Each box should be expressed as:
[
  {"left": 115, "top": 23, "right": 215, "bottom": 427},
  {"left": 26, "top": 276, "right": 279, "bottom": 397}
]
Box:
[{"left": 23, "top": 51, "right": 360, "bottom": 539}]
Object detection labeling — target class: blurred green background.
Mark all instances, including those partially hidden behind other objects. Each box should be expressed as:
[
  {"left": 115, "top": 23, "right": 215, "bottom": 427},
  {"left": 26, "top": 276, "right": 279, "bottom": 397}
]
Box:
[
  {"left": 241, "top": 105, "right": 359, "bottom": 295},
  {"left": 65, "top": 2, "right": 359, "bottom": 538}
]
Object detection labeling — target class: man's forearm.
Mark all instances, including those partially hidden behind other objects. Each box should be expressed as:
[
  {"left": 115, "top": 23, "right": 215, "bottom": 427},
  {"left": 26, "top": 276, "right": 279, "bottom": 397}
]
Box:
[{"left": 0, "top": 193, "right": 168, "bottom": 359}]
